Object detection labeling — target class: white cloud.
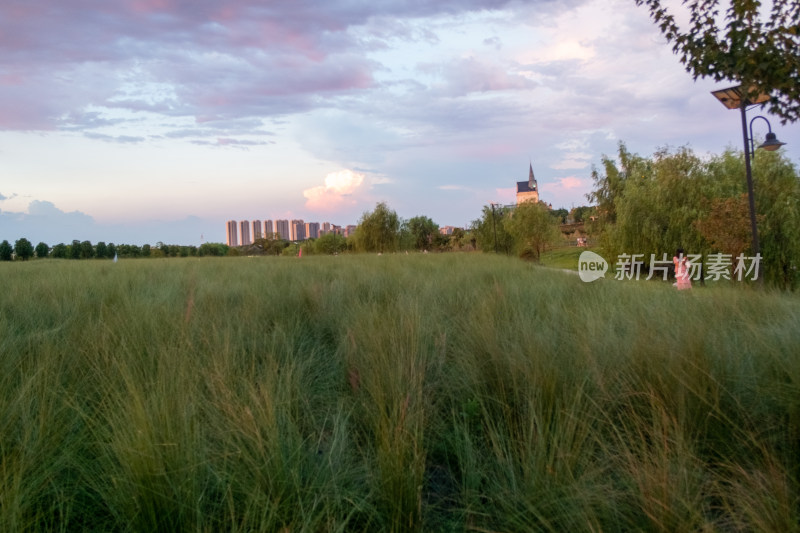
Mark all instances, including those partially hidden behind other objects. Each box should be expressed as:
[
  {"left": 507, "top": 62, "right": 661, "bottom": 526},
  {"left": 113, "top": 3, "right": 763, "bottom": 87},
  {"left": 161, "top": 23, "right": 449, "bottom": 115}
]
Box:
[{"left": 303, "top": 169, "right": 368, "bottom": 212}]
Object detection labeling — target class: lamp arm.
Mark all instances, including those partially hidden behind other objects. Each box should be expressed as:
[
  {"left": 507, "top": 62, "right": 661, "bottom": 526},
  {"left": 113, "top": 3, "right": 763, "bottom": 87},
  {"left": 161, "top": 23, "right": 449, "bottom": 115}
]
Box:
[{"left": 748, "top": 115, "right": 773, "bottom": 158}]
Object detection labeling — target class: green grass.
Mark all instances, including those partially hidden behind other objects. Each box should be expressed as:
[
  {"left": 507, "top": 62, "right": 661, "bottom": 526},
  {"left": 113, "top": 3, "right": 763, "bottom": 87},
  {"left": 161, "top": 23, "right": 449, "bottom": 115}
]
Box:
[
  {"left": 1, "top": 254, "right": 799, "bottom": 531},
  {"left": 539, "top": 245, "right": 586, "bottom": 270}
]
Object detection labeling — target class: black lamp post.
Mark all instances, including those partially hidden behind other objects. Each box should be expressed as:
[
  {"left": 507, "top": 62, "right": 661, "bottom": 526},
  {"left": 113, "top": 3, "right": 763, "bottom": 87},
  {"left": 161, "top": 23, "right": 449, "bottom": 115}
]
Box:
[
  {"left": 711, "top": 85, "right": 787, "bottom": 258},
  {"left": 490, "top": 202, "right": 499, "bottom": 254}
]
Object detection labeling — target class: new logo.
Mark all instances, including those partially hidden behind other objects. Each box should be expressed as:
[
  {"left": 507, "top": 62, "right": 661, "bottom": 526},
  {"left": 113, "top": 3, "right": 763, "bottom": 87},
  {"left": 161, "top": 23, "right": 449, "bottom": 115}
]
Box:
[{"left": 578, "top": 251, "right": 607, "bottom": 282}]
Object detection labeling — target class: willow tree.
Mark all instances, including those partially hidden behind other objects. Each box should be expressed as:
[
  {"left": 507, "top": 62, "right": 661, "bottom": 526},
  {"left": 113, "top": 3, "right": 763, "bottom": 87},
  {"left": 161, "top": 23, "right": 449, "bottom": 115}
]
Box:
[
  {"left": 506, "top": 201, "right": 561, "bottom": 262},
  {"left": 354, "top": 202, "right": 400, "bottom": 253}
]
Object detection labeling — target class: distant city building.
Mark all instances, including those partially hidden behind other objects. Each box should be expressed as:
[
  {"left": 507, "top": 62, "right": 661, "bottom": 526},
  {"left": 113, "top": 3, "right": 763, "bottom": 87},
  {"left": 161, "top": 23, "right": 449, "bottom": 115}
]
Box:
[
  {"left": 227, "top": 217, "right": 350, "bottom": 243},
  {"left": 276, "top": 219, "right": 290, "bottom": 240},
  {"left": 439, "top": 226, "right": 459, "bottom": 235},
  {"left": 240, "top": 220, "right": 251, "bottom": 245},
  {"left": 516, "top": 163, "right": 539, "bottom": 205},
  {"left": 226, "top": 220, "right": 238, "bottom": 247},
  {"left": 305, "top": 222, "right": 320, "bottom": 239},
  {"left": 291, "top": 219, "right": 305, "bottom": 241}
]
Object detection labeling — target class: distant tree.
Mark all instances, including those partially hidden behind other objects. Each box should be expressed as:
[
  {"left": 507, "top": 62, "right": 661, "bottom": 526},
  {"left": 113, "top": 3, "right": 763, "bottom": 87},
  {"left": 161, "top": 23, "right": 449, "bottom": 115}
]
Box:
[
  {"left": 570, "top": 205, "right": 596, "bottom": 223},
  {"left": 0, "top": 240, "right": 12, "bottom": 261},
  {"left": 80, "top": 240, "right": 94, "bottom": 259},
  {"left": 506, "top": 201, "right": 562, "bottom": 261},
  {"left": 107, "top": 243, "right": 117, "bottom": 259},
  {"left": 550, "top": 208, "right": 569, "bottom": 224},
  {"left": 354, "top": 202, "right": 400, "bottom": 253},
  {"left": 471, "top": 204, "right": 515, "bottom": 254},
  {"left": 141, "top": 244, "right": 151, "bottom": 257},
  {"left": 35, "top": 242, "right": 50, "bottom": 258},
  {"left": 199, "top": 242, "right": 229, "bottom": 256},
  {"left": 635, "top": 0, "right": 800, "bottom": 123},
  {"left": 315, "top": 233, "right": 347, "bottom": 255},
  {"left": 70, "top": 240, "right": 81, "bottom": 259},
  {"left": 95, "top": 241, "right": 108, "bottom": 259},
  {"left": 14, "top": 238, "right": 34, "bottom": 261},
  {"left": 405, "top": 215, "right": 439, "bottom": 251},
  {"left": 51, "top": 243, "right": 68, "bottom": 258}
]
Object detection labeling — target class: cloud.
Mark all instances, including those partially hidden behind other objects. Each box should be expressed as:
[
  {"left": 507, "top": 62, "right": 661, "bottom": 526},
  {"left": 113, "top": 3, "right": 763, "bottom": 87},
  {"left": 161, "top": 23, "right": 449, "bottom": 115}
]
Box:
[
  {"left": 83, "top": 132, "right": 147, "bottom": 143},
  {"left": 190, "top": 137, "right": 274, "bottom": 147},
  {"left": 303, "top": 169, "right": 367, "bottom": 212},
  {"left": 0, "top": 1, "right": 525, "bottom": 134}
]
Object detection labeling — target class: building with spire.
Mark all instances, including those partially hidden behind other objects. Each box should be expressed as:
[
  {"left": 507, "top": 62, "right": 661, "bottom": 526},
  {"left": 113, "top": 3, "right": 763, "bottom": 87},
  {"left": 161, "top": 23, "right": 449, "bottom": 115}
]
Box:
[{"left": 516, "top": 163, "right": 539, "bottom": 205}]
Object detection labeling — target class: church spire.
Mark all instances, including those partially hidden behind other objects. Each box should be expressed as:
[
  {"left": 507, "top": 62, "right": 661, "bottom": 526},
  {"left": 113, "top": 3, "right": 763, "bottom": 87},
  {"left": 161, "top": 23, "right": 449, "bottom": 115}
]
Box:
[{"left": 528, "top": 162, "right": 536, "bottom": 190}]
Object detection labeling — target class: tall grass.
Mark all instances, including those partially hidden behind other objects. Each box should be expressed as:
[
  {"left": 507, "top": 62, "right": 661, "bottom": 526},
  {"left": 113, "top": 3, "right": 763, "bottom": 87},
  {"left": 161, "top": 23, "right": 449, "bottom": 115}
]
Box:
[{"left": 1, "top": 254, "right": 798, "bottom": 531}]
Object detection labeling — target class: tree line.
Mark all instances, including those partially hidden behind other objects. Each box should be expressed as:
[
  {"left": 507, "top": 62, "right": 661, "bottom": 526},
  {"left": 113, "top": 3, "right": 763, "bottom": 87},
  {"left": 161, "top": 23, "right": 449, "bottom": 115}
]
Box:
[{"left": 0, "top": 239, "right": 230, "bottom": 261}]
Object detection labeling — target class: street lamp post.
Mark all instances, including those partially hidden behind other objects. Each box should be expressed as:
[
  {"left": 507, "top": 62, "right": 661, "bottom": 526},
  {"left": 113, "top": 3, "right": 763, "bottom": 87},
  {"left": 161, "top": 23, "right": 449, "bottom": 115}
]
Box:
[
  {"left": 490, "top": 202, "right": 499, "bottom": 253},
  {"left": 711, "top": 85, "right": 787, "bottom": 259}
]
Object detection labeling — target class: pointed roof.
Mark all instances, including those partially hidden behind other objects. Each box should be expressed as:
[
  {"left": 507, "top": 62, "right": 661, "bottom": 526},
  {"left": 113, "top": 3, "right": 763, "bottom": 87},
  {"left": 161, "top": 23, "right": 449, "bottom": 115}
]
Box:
[{"left": 516, "top": 162, "right": 537, "bottom": 193}]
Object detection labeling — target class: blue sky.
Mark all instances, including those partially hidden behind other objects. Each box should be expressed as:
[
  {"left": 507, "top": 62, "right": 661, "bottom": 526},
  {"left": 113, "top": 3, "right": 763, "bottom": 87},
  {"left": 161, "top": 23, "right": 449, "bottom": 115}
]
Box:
[{"left": 1, "top": 0, "right": 797, "bottom": 246}]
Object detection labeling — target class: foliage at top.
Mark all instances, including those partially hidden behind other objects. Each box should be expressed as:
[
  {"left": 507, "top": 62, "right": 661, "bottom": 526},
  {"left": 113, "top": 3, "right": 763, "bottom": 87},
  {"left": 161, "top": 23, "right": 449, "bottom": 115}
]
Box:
[{"left": 635, "top": 0, "right": 800, "bottom": 123}]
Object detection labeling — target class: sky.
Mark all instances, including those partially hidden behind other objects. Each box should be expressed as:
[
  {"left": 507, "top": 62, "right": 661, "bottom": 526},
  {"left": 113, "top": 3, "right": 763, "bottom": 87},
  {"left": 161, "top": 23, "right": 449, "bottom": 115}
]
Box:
[{"left": 1, "top": 0, "right": 798, "bottom": 246}]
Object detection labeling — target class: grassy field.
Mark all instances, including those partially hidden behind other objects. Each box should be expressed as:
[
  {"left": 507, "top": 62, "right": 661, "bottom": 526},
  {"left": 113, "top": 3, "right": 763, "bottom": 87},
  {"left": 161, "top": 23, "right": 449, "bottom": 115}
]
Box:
[{"left": 1, "top": 253, "right": 799, "bottom": 532}]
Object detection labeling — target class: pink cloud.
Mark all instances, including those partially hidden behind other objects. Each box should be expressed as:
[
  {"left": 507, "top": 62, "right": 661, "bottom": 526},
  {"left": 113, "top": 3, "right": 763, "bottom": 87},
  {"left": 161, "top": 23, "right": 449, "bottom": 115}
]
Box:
[{"left": 303, "top": 169, "right": 367, "bottom": 212}]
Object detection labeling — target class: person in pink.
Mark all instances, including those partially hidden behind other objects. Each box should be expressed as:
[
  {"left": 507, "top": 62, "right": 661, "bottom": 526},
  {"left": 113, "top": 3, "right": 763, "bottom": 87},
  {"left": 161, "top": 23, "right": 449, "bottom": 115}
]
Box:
[{"left": 673, "top": 248, "right": 692, "bottom": 290}]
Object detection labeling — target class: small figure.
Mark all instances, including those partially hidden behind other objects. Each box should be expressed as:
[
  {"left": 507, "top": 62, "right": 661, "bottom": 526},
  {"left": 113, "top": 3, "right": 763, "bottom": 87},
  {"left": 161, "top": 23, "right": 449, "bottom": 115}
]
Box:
[{"left": 673, "top": 248, "right": 692, "bottom": 290}]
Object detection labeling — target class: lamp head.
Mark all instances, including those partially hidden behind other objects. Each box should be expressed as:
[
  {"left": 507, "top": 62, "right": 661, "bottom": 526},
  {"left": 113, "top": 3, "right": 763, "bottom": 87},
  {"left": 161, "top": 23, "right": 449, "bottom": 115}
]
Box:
[{"left": 758, "top": 131, "right": 786, "bottom": 152}]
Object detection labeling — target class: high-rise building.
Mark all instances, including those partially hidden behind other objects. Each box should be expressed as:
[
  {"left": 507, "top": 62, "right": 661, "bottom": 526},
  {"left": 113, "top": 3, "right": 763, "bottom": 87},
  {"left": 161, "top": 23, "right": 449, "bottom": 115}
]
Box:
[
  {"left": 240, "top": 220, "right": 251, "bottom": 245},
  {"left": 291, "top": 219, "right": 305, "bottom": 241},
  {"left": 226, "top": 220, "right": 238, "bottom": 246},
  {"left": 344, "top": 225, "right": 357, "bottom": 237},
  {"left": 252, "top": 220, "right": 263, "bottom": 241},
  {"left": 305, "top": 222, "right": 320, "bottom": 239},
  {"left": 320, "top": 222, "right": 331, "bottom": 236},
  {"left": 264, "top": 219, "right": 274, "bottom": 238},
  {"left": 275, "top": 219, "right": 290, "bottom": 240}
]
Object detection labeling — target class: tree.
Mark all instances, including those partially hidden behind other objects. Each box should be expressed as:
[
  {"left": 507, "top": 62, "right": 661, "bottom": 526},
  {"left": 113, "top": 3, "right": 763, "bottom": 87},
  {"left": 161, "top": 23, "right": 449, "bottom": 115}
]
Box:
[
  {"left": 405, "top": 215, "right": 439, "bottom": 251},
  {"left": 315, "top": 233, "right": 347, "bottom": 255},
  {"left": 470, "top": 204, "right": 515, "bottom": 254},
  {"left": 635, "top": 0, "right": 800, "bottom": 123},
  {"left": 550, "top": 207, "right": 569, "bottom": 224},
  {"left": 0, "top": 240, "right": 12, "bottom": 261},
  {"left": 80, "top": 240, "right": 94, "bottom": 259},
  {"left": 694, "top": 193, "right": 753, "bottom": 259},
  {"left": 588, "top": 142, "right": 800, "bottom": 288},
  {"left": 14, "top": 238, "right": 34, "bottom": 261},
  {"left": 35, "top": 242, "right": 49, "bottom": 258},
  {"left": 70, "top": 240, "right": 81, "bottom": 259},
  {"left": 51, "top": 243, "right": 68, "bottom": 259},
  {"left": 96, "top": 241, "right": 108, "bottom": 259},
  {"left": 354, "top": 202, "right": 400, "bottom": 253},
  {"left": 506, "top": 202, "right": 561, "bottom": 262}
]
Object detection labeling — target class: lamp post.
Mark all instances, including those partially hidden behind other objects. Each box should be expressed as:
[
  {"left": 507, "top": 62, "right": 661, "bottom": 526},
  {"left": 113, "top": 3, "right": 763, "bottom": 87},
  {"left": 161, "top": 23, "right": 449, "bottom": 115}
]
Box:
[
  {"left": 711, "top": 85, "right": 787, "bottom": 258},
  {"left": 490, "top": 202, "right": 499, "bottom": 253}
]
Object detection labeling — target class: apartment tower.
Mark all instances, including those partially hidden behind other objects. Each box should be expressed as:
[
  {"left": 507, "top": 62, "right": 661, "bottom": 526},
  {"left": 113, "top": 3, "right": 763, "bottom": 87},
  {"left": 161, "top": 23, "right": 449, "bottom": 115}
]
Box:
[
  {"left": 226, "top": 220, "right": 238, "bottom": 246},
  {"left": 239, "top": 220, "right": 251, "bottom": 246}
]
